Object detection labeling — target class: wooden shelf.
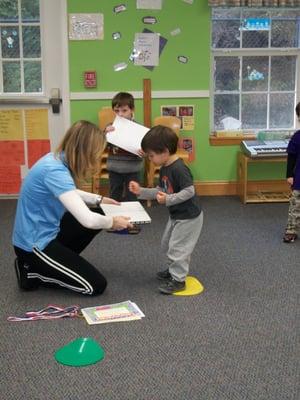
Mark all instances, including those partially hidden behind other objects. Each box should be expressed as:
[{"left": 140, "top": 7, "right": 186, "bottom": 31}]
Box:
[
  {"left": 245, "top": 191, "right": 290, "bottom": 203},
  {"left": 237, "top": 152, "right": 289, "bottom": 204},
  {"left": 210, "top": 135, "right": 256, "bottom": 146}
]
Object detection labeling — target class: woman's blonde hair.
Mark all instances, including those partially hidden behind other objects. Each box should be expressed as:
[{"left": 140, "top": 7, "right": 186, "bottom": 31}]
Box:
[{"left": 55, "top": 120, "right": 105, "bottom": 184}]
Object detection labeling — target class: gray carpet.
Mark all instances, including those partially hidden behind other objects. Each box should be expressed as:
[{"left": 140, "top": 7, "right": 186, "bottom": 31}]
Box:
[{"left": 0, "top": 197, "right": 298, "bottom": 400}]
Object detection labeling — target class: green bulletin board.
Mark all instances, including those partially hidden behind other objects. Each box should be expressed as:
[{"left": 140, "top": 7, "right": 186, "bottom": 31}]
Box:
[
  {"left": 67, "top": 0, "right": 286, "bottom": 183},
  {"left": 68, "top": 0, "right": 210, "bottom": 92}
]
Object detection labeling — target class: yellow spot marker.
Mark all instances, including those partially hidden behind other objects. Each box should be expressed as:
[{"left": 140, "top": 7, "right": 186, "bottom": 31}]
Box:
[{"left": 173, "top": 276, "right": 204, "bottom": 296}]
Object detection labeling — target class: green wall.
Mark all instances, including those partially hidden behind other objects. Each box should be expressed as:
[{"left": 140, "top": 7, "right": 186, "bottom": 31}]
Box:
[{"left": 68, "top": 0, "right": 286, "bottom": 183}]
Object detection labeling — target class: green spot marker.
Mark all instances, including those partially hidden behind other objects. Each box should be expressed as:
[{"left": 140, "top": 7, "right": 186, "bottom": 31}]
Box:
[{"left": 54, "top": 337, "right": 105, "bottom": 367}]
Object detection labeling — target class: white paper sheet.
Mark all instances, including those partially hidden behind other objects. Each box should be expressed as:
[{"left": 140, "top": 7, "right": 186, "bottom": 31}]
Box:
[
  {"left": 137, "top": 0, "right": 162, "bottom": 9},
  {"left": 133, "top": 32, "right": 159, "bottom": 66},
  {"left": 101, "top": 201, "right": 151, "bottom": 224},
  {"left": 106, "top": 115, "right": 149, "bottom": 155}
]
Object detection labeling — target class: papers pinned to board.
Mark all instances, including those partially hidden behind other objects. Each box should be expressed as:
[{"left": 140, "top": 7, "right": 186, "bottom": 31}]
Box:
[{"left": 81, "top": 301, "right": 145, "bottom": 325}]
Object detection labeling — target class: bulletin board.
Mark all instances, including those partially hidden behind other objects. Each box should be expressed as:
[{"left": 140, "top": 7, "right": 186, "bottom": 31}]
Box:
[
  {"left": 68, "top": 0, "right": 211, "bottom": 180},
  {"left": 67, "top": 0, "right": 210, "bottom": 92},
  {"left": 68, "top": 1, "right": 287, "bottom": 184}
]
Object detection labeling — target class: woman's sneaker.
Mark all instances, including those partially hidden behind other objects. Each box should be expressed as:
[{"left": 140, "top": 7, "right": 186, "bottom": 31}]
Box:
[
  {"left": 14, "top": 258, "right": 39, "bottom": 290},
  {"left": 159, "top": 277, "right": 186, "bottom": 295},
  {"left": 283, "top": 233, "right": 298, "bottom": 243}
]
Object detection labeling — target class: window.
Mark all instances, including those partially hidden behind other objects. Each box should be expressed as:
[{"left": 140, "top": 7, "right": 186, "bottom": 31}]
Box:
[
  {"left": 0, "top": 0, "right": 42, "bottom": 94},
  {"left": 211, "top": 8, "right": 300, "bottom": 133}
]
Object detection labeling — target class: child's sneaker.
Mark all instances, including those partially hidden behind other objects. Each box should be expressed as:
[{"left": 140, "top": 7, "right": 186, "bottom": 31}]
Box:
[
  {"left": 156, "top": 269, "right": 171, "bottom": 281},
  {"left": 283, "top": 233, "right": 298, "bottom": 243},
  {"left": 159, "top": 277, "right": 186, "bottom": 295},
  {"left": 14, "top": 258, "right": 39, "bottom": 290}
]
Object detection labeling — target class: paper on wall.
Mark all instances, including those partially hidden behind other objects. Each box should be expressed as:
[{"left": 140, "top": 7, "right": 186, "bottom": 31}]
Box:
[
  {"left": 69, "top": 14, "right": 104, "bottom": 40},
  {"left": 133, "top": 32, "right": 159, "bottom": 66},
  {"left": 113, "top": 62, "right": 128, "bottom": 71},
  {"left": 106, "top": 115, "right": 149, "bottom": 155},
  {"left": 170, "top": 28, "right": 181, "bottom": 36},
  {"left": 142, "top": 28, "right": 167, "bottom": 71},
  {"left": 137, "top": 0, "right": 162, "bottom": 9}
]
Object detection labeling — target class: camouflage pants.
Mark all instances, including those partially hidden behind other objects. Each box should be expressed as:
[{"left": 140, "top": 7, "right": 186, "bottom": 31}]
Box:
[{"left": 286, "top": 190, "right": 300, "bottom": 234}]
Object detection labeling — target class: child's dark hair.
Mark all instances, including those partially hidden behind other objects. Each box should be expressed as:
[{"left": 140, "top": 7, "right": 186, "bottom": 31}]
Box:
[
  {"left": 112, "top": 92, "right": 134, "bottom": 110},
  {"left": 141, "top": 125, "right": 178, "bottom": 155},
  {"left": 296, "top": 102, "right": 300, "bottom": 119}
]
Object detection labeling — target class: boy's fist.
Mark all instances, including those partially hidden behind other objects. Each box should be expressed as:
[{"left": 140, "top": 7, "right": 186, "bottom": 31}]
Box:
[
  {"left": 129, "top": 181, "right": 141, "bottom": 195},
  {"left": 156, "top": 191, "right": 167, "bottom": 204}
]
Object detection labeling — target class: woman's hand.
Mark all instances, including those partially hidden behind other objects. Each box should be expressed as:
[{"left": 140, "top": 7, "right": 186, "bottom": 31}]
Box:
[
  {"left": 129, "top": 181, "right": 141, "bottom": 195},
  {"left": 156, "top": 191, "right": 167, "bottom": 204},
  {"left": 287, "top": 177, "right": 294, "bottom": 186},
  {"left": 111, "top": 216, "right": 132, "bottom": 230},
  {"left": 101, "top": 197, "right": 120, "bottom": 205}
]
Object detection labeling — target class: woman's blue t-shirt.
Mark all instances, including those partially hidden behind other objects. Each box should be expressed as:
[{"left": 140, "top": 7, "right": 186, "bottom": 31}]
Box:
[{"left": 13, "top": 152, "right": 76, "bottom": 252}]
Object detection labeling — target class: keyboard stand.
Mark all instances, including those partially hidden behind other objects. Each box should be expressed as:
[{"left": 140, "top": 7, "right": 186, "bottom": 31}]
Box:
[{"left": 237, "top": 152, "right": 290, "bottom": 204}]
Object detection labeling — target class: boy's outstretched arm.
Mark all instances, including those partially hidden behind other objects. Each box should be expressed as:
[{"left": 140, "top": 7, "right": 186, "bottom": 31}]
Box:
[
  {"left": 129, "top": 180, "right": 141, "bottom": 195},
  {"left": 129, "top": 180, "right": 159, "bottom": 200},
  {"left": 165, "top": 186, "right": 195, "bottom": 206}
]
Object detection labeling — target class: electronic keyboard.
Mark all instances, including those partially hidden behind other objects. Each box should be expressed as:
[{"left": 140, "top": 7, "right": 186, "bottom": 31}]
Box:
[{"left": 241, "top": 140, "right": 289, "bottom": 158}]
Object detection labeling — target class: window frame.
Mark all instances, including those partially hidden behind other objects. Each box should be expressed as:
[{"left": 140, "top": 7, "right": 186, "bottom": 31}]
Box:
[
  {"left": 210, "top": 8, "right": 300, "bottom": 134},
  {"left": 0, "top": 0, "right": 45, "bottom": 98}
]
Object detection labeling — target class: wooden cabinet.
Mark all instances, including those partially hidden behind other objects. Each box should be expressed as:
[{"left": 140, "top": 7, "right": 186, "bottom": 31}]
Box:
[{"left": 237, "top": 152, "right": 290, "bottom": 204}]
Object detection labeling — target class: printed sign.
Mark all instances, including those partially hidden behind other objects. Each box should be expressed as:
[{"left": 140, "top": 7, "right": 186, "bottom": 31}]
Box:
[{"left": 84, "top": 71, "right": 97, "bottom": 88}]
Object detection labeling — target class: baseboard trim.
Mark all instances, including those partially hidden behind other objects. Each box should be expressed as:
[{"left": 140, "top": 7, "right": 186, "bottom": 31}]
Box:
[
  {"left": 82, "top": 180, "right": 289, "bottom": 197},
  {"left": 195, "top": 180, "right": 289, "bottom": 196}
]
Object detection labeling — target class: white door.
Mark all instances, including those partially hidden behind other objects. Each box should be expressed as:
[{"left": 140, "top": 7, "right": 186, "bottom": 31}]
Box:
[{"left": 0, "top": 0, "right": 69, "bottom": 196}]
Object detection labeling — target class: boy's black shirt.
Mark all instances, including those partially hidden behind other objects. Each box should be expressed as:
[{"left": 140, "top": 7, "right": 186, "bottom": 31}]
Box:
[{"left": 159, "top": 158, "right": 201, "bottom": 220}]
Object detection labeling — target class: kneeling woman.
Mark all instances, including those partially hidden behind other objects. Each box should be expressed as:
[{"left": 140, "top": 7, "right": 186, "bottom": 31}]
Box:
[{"left": 12, "top": 120, "right": 132, "bottom": 295}]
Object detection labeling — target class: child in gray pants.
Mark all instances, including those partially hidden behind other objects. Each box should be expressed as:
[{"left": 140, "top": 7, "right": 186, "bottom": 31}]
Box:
[{"left": 129, "top": 125, "right": 203, "bottom": 294}]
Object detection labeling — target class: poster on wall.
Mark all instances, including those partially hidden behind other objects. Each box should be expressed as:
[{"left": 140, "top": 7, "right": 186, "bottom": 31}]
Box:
[
  {"left": 0, "top": 109, "right": 50, "bottom": 195},
  {"left": 133, "top": 32, "right": 159, "bottom": 66},
  {"left": 161, "top": 105, "right": 195, "bottom": 131},
  {"left": 69, "top": 14, "right": 104, "bottom": 40},
  {"left": 178, "top": 137, "right": 195, "bottom": 162},
  {"left": 137, "top": 0, "right": 162, "bottom": 9},
  {"left": 142, "top": 28, "right": 167, "bottom": 71}
]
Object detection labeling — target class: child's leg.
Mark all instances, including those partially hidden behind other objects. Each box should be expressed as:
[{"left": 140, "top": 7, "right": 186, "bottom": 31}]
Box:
[
  {"left": 285, "top": 190, "right": 300, "bottom": 234},
  {"left": 161, "top": 217, "right": 173, "bottom": 264},
  {"left": 109, "top": 171, "right": 124, "bottom": 201},
  {"left": 166, "top": 212, "right": 203, "bottom": 282}
]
